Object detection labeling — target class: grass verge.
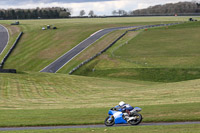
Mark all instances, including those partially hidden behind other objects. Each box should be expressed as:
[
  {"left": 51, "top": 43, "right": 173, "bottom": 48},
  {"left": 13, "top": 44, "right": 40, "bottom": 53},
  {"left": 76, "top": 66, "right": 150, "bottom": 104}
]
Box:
[
  {"left": 0, "top": 103, "right": 199, "bottom": 127},
  {"left": 0, "top": 24, "right": 21, "bottom": 63},
  {"left": 2, "top": 124, "right": 200, "bottom": 133}
]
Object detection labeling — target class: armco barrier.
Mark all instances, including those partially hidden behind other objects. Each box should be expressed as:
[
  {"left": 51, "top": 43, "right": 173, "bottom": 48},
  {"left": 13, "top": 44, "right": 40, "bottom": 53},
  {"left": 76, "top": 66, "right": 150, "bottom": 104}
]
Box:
[
  {"left": 0, "top": 69, "right": 16, "bottom": 73},
  {"left": 0, "top": 32, "right": 23, "bottom": 69},
  {"left": 69, "top": 23, "right": 181, "bottom": 75}
]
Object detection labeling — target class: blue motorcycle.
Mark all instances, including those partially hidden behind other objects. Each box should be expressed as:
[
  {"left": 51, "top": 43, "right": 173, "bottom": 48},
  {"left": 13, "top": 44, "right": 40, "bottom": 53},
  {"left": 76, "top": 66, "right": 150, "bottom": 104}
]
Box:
[{"left": 104, "top": 106, "right": 143, "bottom": 126}]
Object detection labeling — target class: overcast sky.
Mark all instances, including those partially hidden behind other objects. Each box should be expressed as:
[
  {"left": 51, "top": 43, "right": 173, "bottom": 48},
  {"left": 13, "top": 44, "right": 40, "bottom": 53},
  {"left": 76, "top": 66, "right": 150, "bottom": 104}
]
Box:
[{"left": 0, "top": 0, "right": 197, "bottom": 16}]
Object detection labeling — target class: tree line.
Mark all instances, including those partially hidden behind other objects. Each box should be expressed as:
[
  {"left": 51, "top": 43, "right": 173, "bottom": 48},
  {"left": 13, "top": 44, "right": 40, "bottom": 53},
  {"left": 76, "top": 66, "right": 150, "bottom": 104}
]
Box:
[
  {"left": 1, "top": 1, "right": 200, "bottom": 19},
  {"left": 131, "top": 2, "right": 200, "bottom": 15},
  {"left": 0, "top": 7, "right": 71, "bottom": 19}
]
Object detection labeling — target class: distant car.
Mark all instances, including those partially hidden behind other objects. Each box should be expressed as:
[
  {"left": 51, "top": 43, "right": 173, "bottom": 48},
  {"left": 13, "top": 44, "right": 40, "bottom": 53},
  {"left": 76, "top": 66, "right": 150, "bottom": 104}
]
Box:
[
  {"left": 189, "top": 18, "right": 193, "bottom": 21},
  {"left": 11, "top": 21, "right": 19, "bottom": 25},
  {"left": 189, "top": 18, "right": 198, "bottom": 22}
]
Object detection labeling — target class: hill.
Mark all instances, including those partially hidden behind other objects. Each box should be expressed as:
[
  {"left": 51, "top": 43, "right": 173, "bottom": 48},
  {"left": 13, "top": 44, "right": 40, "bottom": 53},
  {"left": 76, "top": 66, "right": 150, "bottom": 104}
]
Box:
[
  {"left": 0, "top": 17, "right": 200, "bottom": 127},
  {"left": 73, "top": 21, "right": 200, "bottom": 82},
  {"left": 0, "top": 17, "right": 189, "bottom": 72},
  {"left": 132, "top": 2, "right": 200, "bottom": 15},
  {"left": 0, "top": 72, "right": 200, "bottom": 126}
]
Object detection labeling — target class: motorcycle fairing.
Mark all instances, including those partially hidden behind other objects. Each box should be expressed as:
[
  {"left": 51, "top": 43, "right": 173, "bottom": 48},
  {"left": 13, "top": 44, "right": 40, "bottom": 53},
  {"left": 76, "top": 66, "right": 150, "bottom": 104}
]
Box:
[
  {"left": 109, "top": 110, "right": 127, "bottom": 124},
  {"left": 113, "top": 112, "right": 127, "bottom": 124}
]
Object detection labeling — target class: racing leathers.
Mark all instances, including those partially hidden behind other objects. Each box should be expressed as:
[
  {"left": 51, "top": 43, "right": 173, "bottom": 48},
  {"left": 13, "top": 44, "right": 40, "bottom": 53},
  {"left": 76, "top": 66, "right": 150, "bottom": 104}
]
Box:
[{"left": 114, "top": 104, "right": 134, "bottom": 116}]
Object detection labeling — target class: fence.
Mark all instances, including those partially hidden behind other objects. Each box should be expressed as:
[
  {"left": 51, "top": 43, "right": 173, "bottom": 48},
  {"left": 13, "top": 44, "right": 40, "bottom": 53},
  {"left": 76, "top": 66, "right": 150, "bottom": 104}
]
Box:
[
  {"left": 69, "top": 23, "right": 181, "bottom": 75},
  {"left": 0, "top": 32, "right": 23, "bottom": 69}
]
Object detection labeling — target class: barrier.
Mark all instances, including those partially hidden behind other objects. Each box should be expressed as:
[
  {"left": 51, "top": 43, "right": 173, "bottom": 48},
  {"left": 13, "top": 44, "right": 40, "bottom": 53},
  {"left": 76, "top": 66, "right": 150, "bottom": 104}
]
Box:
[
  {"left": 0, "top": 32, "right": 23, "bottom": 69},
  {"left": 0, "top": 69, "right": 16, "bottom": 73}
]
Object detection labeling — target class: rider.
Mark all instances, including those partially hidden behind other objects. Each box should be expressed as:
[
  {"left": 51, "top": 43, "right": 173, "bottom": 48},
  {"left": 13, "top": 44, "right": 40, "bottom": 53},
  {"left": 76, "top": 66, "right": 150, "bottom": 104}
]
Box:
[{"left": 115, "top": 101, "right": 134, "bottom": 116}]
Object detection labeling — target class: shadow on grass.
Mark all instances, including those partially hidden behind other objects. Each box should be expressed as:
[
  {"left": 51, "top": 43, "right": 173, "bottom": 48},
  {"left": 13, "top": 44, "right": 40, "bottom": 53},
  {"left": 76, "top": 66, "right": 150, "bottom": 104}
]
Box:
[{"left": 74, "top": 68, "right": 200, "bottom": 82}]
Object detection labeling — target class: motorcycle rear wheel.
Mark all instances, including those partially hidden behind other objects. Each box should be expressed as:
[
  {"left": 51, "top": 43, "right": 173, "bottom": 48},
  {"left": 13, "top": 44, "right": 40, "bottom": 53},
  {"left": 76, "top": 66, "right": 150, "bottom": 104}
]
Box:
[
  {"left": 104, "top": 116, "right": 115, "bottom": 126},
  {"left": 129, "top": 113, "right": 143, "bottom": 125}
]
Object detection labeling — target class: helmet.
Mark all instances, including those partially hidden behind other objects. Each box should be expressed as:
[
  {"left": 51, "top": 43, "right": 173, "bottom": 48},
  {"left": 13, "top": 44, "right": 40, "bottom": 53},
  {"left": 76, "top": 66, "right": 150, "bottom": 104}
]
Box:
[{"left": 119, "top": 101, "right": 125, "bottom": 106}]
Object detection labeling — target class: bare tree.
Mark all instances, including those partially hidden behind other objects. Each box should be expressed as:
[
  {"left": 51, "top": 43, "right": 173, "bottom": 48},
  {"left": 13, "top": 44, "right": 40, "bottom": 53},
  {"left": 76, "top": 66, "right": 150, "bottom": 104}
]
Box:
[
  {"left": 88, "top": 10, "right": 94, "bottom": 17},
  {"left": 112, "top": 9, "right": 127, "bottom": 16},
  {"left": 80, "top": 10, "right": 86, "bottom": 17},
  {"left": 112, "top": 10, "right": 117, "bottom": 16},
  {"left": 121, "top": 10, "right": 127, "bottom": 16},
  {"left": 118, "top": 10, "right": 124, "bottom": 16}
]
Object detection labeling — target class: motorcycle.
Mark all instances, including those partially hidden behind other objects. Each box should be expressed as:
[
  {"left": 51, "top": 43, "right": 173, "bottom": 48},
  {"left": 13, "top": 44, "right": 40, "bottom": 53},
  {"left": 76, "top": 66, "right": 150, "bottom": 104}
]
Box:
[{"left": 104, "top": 106, "right": 143, "bottom": 126}]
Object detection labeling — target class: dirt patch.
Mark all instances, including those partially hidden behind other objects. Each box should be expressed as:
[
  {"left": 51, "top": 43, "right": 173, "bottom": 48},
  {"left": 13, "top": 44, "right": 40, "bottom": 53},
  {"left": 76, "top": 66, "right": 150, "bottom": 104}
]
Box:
[{"left": 3, "top": 24, "right": 21, "bottom": 36}]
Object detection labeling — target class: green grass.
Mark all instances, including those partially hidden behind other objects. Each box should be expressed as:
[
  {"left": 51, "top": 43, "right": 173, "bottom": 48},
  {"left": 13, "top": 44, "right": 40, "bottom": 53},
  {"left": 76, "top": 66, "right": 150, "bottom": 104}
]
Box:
[
  {"left": 0, "top": 103, "right": 199, "bottom": 127},
  {"left": 57, "top": 29, "right": 128, "bottom": 74},
  {"left": 75, "top": 68, "right": 200, "bottom": 82},
  {"left": 0, "top": 17, "right": 196, "bottom": 72},
  {"left": 2, "top": 124, "right": 200, "bottom": 133},
  {"left": 1, "top": 17, "right": 200, "bottom": 128},
  {"left": 0, "top": 24, "right": 21, "bottom": 63},
  {"left": 0, "top": 72, "right": 200, "bottom": 127},
  {"left": 74, "top": 21, "right": 200, "bottom": 82},
  {"left": 114, "top": 22, "right": 200, "bottom": 68}
]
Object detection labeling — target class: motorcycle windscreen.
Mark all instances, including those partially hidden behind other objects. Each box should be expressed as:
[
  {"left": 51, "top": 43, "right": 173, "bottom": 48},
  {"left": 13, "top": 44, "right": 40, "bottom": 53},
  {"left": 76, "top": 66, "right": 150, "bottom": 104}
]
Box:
[
  {"left": 113, "top": 112, "right": 127, "bottom": 124},
  {"left": 108, "top": 110, "right": 118, "bottom": 115}
]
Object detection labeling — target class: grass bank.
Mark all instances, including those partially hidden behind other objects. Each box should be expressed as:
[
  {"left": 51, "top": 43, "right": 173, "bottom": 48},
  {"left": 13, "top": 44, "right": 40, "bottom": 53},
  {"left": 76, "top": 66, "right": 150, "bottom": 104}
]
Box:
[
  {"left": 0, "top": 72, "right": 199, "bottom": 127},
  {"left": 0, "top": 17, "right": 194, "bottom": 72},
  {"left": 0, "top": 24, "right": 21, "bottom": 63},
  {"left": 74, "top": 21, "right": 200, "bottom": 82}
]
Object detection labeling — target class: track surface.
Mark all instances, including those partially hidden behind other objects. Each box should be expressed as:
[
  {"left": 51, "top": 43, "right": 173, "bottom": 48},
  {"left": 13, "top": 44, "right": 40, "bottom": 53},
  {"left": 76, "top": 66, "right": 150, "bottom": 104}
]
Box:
[
  {"left": 40, "top": 25, "right": 140, "bottom": 73},
  {"left": 41, "top": 23, "right": 180, "bottom": 73},
  {"left": 0, "top": 24, "right": 9, "bottom": 55},
  {"left": 0, "top": 122, "right": 200, "bottom": 131}
]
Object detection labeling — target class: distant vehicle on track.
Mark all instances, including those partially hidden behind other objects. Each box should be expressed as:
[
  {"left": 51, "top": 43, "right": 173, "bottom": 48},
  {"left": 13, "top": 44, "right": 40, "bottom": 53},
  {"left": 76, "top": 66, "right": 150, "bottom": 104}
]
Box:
[
  {"left": 11, "top": 21, "right": 19, "bottom": 25},
  {"left": 189, "top": 18, "right": 198, "bottom": 21}
]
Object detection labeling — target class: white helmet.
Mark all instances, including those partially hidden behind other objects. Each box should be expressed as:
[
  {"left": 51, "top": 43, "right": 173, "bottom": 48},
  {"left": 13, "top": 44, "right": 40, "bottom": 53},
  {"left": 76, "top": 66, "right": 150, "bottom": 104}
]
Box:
[{"left": 119, "top": 101, "right": 125, "bottom": 106}]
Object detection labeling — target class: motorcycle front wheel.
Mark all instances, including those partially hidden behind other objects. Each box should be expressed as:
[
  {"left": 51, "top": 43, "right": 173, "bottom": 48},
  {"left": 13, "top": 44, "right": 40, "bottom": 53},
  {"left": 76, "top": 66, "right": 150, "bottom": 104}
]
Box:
[
  {"left": 104, "top": 116, "right": 115, "bottom": 126},
  {"left": 129, "top": 113, "right": 143, "bottom": 125}
]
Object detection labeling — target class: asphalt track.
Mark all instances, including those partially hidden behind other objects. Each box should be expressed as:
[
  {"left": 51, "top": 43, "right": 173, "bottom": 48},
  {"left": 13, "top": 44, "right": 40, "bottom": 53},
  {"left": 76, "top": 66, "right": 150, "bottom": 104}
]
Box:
[
  {"left": 0, "top": 122, "right": 200, "bottom": 131},
  {"left": 0, "top": 24, "right": 9, "bottom": 55},
  {"left": 40, "top": 25, "right": 141, "bottom": 73},
  {"left": 40, "top": 23, "right": 180, "bottom": 73}
]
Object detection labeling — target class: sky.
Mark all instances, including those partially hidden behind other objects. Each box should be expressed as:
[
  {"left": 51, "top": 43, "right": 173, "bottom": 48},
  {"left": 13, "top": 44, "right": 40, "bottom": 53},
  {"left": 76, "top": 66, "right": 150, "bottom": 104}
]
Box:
[{"left": 0, "top": 0, "right": 197, "bottom": 16}]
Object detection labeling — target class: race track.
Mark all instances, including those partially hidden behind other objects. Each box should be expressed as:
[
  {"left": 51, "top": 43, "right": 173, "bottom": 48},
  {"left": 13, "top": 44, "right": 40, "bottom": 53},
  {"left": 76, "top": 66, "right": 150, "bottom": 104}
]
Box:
[
  {"left": 0, "top": 122, "right": 200, "bottom": 131},
  {"left": 40, "top": 23, "right": 180, "bottom": 73},
  {"left": 0, "top": 24, "right": 9, "bottom": 55},
  {"left": 40, "top": 25, "right": 140, "bottom": 73}
]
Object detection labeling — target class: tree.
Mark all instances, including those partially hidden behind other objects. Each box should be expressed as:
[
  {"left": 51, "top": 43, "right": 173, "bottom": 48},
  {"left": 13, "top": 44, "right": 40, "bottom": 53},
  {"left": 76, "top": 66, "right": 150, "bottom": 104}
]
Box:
[
  {"left": 80, "top": 10, "right": 86, "bottom": 17},
  {"left": 88, "top": 10, "right": 94, "bottom": 17},
  {"left": 112, "top": 9, "right": 127, "bottom": 16},
  {"left": 0, "top": 7, "right": 71, "bottom": 19},
  {"left": 59, "top": 11, "right": 70, "bottom": 18},
  {"left": 118, "top": 10, "right": 123, "bottom": 16},
  {"left": 112, "top": 10, "right": 117, "bottom": 15},
  {"left": 120, "top": 10, "right": 127, "bottom": 16},
  {"left": 132, "top": 1, "right": 200, "bottom": 15}
]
